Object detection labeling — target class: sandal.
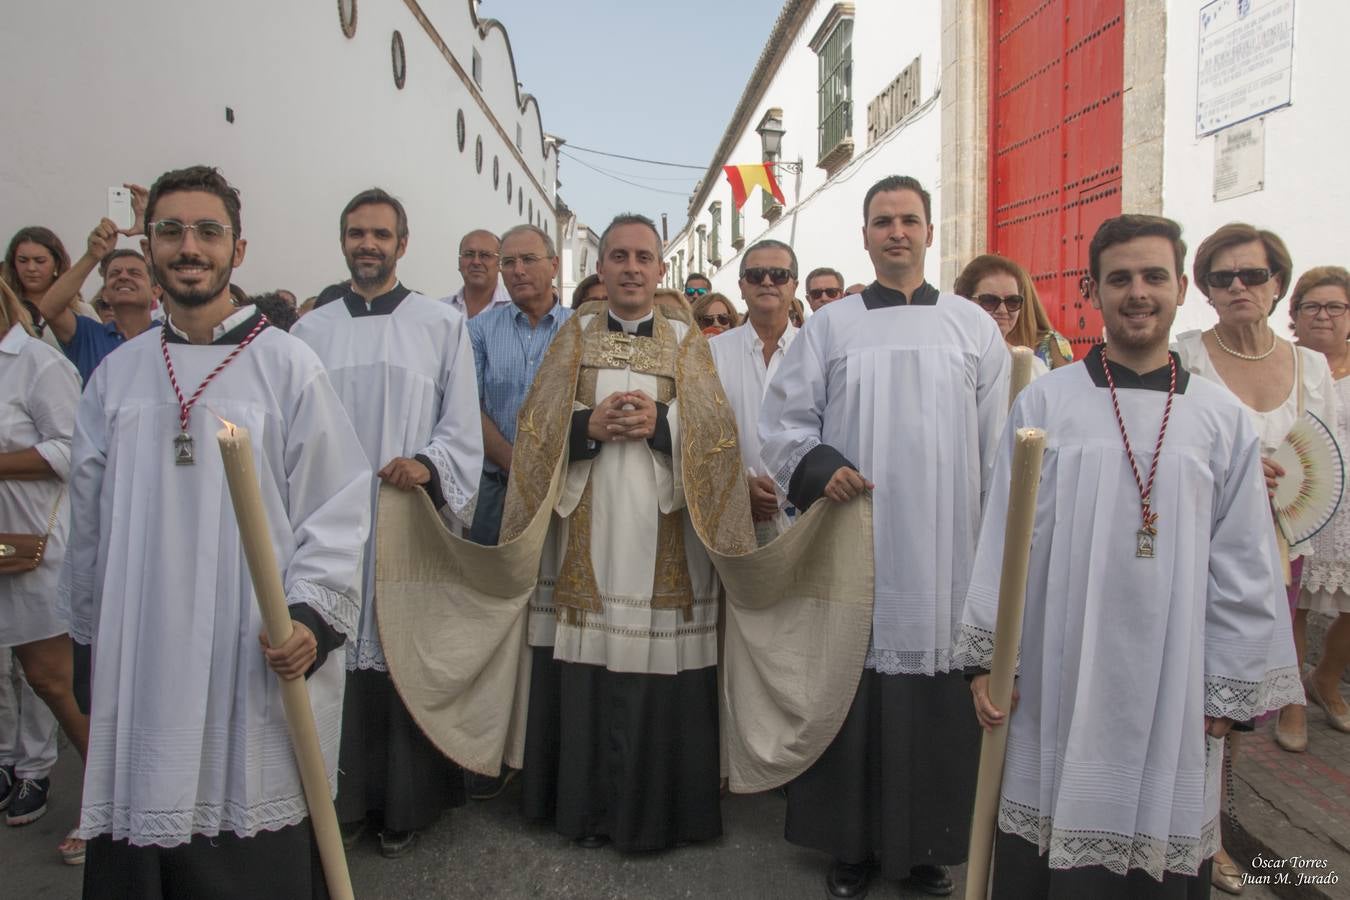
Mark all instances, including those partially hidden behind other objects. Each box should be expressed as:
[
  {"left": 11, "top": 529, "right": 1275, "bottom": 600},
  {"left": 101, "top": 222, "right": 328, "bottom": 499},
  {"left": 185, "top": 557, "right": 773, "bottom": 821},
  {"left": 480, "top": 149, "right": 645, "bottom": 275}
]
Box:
[{"left": 58, "top": 829, "right": 86, "bottom": 866}]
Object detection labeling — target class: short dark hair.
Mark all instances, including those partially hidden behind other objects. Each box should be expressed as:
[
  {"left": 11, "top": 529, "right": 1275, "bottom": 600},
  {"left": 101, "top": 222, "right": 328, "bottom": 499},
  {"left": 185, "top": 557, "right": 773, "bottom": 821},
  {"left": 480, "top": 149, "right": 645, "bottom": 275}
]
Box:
[
  {"left": 805, "top": 266, "right": 844, "bottom": 288},
  {"left": 685, "top": 272, "right": 711, "bottom": 288},
  {"left": 599, "top": 213, "right": 663, "bottom": 258},
  {"left": 571, "top": 273, "right": 603, "bottom": 307},
  {"left": 99, "top": 248, "right": 149, "bottom": 278},
  {"left": 340, "top": 188, "right": 409, "bottom": 241},
  {"left": 145, "top": 166, "right": 243, "bottom": 237},
  {"left": 741, "top": 239, "right": 798, "bottom": 278},
  {"left": 863, "top": 175, "right": 932, "bottom": 224},
  {"left": 1192, "top": 222, "right": 1293, "bottom": 305},
  {"left": 1088, "top": 214, "right": 1186, "bottom": 284},
  {"left": 250, "top": 291, "right": 299, "bottom": 331}
]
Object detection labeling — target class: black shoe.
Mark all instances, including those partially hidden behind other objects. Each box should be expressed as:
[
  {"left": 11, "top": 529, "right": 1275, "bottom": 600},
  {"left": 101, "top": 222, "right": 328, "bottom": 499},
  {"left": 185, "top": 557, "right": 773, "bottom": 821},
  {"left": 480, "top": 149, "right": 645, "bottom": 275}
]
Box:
[
  {"left": 466, "top": 767, "right": 518, "bottom": 801},
  {"left": 826, "top": 860, "right": 872, "bottom": 899},
  {"left": 0, "top": 766, "right": 14, "bottom": 812},
  {"left": 902, "top": 864, "right": 954, "bottom": 897},
  {"left": 340, "top": 819, "right": 367, "bottom": 851},
  {"left": 6, "top": 777, "right": 49, "bottom": 826},
  {"left": 379, "top": 828, "right": 419, "bottom": 858},
  {"left": 574, "top": 834, "right": 610, "bottom": 849}
]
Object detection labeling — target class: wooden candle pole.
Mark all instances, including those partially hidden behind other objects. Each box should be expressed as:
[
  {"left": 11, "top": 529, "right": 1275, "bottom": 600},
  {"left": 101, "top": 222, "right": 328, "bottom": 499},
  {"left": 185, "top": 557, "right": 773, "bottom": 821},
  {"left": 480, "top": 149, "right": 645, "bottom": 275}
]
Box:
[
  {"left": 1009, "top": 346, "right": 1034, "bottom": 410},
  {"left": 964, "top": 427, "right": 1047, "bottom": 900},
  {"left": 217, "top": 423, "right": 355, "bottom": 900}
]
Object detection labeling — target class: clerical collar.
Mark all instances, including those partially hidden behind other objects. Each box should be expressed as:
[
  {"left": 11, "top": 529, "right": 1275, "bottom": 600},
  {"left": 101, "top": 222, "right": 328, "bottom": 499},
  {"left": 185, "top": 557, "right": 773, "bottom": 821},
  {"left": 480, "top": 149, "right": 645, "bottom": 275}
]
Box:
[
  {"left": 343, "top": 283, "right": 411, "bottom": 317},
  {"left": 607, "top": 311, "right": 654, "bottom": 337},
  {"left": 861, "top": 280, "right": 939, "bottom": 310},
  {"left": 163, "top": 304, "right": 265, "bottom": 345},
  {"left": 1084, "top": 346, "right": 1190, "bottom": 394}
]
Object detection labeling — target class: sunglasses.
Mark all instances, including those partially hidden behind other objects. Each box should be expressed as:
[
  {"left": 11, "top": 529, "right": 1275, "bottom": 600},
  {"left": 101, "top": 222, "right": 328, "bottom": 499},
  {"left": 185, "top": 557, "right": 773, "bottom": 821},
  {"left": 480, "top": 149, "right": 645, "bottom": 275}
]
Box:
[
  {"left": 808, "top": 287, "right": 842, "bottom": 301},
  {"left": 975, "top": 294, "right": 1024, "bottom": 313},
  {"left": 698, "top": 313, "right": 732, "bottom": 327},
  {"left": 685, "top": 287, "right": 709, "bottom": 297},
  {"left": 1205, "top": 268, "right": 1272, "bottom": 289},
  {"left": 743, "top": 267, "right": 794, "bottom": 286}
]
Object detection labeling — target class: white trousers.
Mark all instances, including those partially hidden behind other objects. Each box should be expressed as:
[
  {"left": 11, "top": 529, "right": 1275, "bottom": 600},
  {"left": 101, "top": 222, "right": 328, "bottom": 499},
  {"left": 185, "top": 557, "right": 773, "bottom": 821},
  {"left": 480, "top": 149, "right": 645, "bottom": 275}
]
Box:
[{"left": 0, "top": 650, "right": 58, "bottom": 780}]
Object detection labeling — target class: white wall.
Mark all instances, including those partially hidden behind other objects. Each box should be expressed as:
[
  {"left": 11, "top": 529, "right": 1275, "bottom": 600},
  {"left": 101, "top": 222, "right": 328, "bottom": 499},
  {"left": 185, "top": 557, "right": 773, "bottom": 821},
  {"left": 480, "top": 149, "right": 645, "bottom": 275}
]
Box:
[
  {"left": 1162, "top": 1, "right": 1350, "bottom": 337},
  {"left": 0, "top": 0, "right": 558, "bottom": 302},
  {"left": 664, "top": 0, "right": 943, "bottom": 312}
]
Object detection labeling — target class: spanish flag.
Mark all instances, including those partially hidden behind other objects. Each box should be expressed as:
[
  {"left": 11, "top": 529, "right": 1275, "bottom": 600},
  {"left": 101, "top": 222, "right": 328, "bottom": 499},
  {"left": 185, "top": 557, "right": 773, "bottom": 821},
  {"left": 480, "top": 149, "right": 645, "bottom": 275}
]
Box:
[{"left": 723, "top": 163, "right": 787, "bottom": 210}]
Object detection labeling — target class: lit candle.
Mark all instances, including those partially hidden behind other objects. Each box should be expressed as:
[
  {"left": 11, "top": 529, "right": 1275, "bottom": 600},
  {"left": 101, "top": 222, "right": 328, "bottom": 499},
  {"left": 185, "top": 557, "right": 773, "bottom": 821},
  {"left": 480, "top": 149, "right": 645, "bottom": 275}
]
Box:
[
  {"left": 217, "top": 421, "right": 354, "bottom": 900},
  {"left": 964, "top": 427, "right": 1046, "bottom": 900},
  {"left": 1009, "top": 346, "right": 1034, "bottom": 410}
]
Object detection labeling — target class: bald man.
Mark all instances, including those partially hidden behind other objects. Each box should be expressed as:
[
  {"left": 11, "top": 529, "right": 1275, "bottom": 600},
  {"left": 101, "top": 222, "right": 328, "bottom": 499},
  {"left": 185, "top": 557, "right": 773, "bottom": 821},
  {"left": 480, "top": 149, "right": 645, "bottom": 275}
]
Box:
[{"left": 442, "top": 230, "right": 512, "bottom": 318}]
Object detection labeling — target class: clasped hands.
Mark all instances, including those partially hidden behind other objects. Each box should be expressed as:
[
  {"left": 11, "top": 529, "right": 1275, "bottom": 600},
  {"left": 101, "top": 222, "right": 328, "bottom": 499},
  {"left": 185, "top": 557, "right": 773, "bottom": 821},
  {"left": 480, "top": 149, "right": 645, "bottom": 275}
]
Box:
[{"left": 587, "top": 390, "right": 658, "bottom": 443}]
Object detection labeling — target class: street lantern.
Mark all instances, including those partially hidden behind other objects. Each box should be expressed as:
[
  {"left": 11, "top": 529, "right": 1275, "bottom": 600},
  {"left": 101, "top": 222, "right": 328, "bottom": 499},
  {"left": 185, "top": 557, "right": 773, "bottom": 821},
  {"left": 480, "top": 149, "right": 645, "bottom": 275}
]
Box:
[{"left": 757, "top": 110, "right": 786, "bottom": 159}]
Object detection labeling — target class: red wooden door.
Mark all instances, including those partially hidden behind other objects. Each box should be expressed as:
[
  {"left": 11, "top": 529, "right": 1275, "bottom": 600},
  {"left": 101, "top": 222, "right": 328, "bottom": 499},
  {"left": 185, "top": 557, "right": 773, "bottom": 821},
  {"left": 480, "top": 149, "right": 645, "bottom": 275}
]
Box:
[{"left": 989, "top": 0, "right": 1124, "bottom": 353}]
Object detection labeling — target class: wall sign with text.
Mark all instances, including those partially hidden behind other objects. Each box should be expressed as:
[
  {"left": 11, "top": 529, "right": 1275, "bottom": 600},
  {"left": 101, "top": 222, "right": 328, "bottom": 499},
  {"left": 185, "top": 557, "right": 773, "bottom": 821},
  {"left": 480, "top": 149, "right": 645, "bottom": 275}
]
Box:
[{"left": 1196, "top": 0, "right": 1295, "bottom": 135}]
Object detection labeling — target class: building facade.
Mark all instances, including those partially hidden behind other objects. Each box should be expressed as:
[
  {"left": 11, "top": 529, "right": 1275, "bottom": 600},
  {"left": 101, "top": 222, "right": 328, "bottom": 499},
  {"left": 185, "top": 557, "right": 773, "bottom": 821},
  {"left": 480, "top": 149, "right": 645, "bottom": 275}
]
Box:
[
  {"left": 1, "top": 0, "right": 561, "bottom": 301},
  {"left": 667, "top": 0, "right": 1339, "bottom": 345}
]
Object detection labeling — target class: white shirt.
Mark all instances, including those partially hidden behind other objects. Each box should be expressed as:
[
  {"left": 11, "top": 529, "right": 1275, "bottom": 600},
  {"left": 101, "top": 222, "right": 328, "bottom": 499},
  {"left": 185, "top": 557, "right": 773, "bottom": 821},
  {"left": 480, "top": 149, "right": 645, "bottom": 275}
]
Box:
[
  {"left": 710, "top": 321, "right": 798, "bottom": 538},
  {"left": 440, "top": 281, "right": 513, "bottom": 317}
]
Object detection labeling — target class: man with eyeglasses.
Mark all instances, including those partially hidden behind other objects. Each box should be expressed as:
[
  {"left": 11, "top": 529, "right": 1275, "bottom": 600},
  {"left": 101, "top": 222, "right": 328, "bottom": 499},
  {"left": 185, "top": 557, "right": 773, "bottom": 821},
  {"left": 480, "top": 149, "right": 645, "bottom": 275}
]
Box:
[
  {"left": 293, "top": 187, "right": 484, "bottom": 859},
  {"left": 37, "top": 208, "right": 163, "bottom": 384},
  {"left": 684, "top": 272, "right": 712, "bottom": 302},
  {"left": 761, "top": 174, "right": 1008, "bottom": 899},
  {"left": 710, "top": 240, "right": 800, "bottom": 545},
  {"left": 67, "top": 165, "right": 371, "bottom": 898},
  {"left": 441, "top": 230, "right": 512, "bottom": 319},
  {"left": 804, "top": 267, "right": 846, "bottom": 312}
]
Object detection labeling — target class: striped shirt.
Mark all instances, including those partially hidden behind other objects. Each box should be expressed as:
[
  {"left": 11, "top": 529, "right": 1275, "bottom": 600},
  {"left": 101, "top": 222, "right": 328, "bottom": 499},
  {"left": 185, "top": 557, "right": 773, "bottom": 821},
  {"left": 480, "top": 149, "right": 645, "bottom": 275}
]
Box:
[{"left": 469, "top": 298, "right": 572, "bottom": 472}]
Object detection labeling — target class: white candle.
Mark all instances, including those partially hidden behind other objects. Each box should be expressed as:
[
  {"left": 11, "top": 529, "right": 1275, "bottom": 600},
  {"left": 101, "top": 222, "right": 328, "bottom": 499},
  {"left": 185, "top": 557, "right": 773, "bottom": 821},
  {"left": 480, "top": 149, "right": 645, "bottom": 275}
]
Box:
[
  {"left": 1009, "top": 346, "right": 1035, "bottom": 410},
  {"left": 964, "top": 427, "right": 1046, "bottom": 900},
  {"left": 217, "top": 423, "right": 354, "bottom": 900}
]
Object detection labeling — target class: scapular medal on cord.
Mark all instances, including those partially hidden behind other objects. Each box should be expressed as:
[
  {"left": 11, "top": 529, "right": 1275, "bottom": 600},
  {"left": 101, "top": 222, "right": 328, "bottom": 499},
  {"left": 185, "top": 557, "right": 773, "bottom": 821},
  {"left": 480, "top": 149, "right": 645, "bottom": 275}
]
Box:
[
  {"left": 1100, "top": 344, "right": 1176, "bottom": 558},
  {"left": 160, "top": 317, "right": 269, "bottom": 465}
]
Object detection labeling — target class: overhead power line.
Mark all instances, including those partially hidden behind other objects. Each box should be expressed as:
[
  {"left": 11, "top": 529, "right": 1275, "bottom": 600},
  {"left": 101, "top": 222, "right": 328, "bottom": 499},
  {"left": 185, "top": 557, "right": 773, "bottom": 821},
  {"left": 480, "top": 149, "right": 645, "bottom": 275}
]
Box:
[
  {"left": 560, "top": 151, "right": 693, "bottom": 198},
  {"left": 563, "top": 142, "right": 707, "bottom": 171},
  {"left": 559, "top": 150, "right": 698, "bottom": 183}
]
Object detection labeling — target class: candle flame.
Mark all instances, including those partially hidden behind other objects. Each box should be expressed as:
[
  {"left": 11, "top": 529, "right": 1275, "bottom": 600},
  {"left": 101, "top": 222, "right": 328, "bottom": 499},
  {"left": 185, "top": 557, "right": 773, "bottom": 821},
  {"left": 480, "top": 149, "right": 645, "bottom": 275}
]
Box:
[{"left": 210, "top": 408, "right": 237, "bottom": 435}]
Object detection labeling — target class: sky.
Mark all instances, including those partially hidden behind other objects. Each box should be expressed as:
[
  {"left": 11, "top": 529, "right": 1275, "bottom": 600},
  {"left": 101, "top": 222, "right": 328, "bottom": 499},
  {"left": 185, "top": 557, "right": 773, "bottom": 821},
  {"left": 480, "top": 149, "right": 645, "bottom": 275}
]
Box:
[{"left": 481, "top": 0, "right": 788, "bottom": 236}]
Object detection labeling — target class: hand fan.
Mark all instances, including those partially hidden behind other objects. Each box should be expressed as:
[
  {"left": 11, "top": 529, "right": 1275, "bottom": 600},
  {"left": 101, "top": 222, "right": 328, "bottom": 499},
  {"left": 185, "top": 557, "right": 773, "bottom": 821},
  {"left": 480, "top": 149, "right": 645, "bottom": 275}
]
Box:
[{"left": 1271, "top": 411, "right": 1344, "bottom": 545}]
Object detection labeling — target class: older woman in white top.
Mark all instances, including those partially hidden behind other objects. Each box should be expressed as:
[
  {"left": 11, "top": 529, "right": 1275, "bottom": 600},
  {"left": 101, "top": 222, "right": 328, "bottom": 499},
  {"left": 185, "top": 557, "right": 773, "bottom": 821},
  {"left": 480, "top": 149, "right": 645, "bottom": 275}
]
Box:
[
  {"left": 0, "top": 280, "right": 88, "bottom": 842},
  {"left": 1290, "top": 266, "right": 1350, "bottom": 736},
  {"left": 954, "top": 254, "right": 1053, "bottom": 379}
]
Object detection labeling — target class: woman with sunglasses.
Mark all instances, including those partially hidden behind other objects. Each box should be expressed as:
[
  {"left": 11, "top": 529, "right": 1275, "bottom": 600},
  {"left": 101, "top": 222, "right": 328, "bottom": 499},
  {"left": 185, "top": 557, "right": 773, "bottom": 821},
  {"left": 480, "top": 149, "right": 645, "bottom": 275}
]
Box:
[
  {"left": 691, "top": 292, "right": 739, "bottom": 336},
  {"left": 1174, "top": 223, "right": 1336, "bottom": 895},
  {"left": 954, "top": 255, "right": 1060, "bottom": 378},
  {"left": 1290, "top": 267, "right": 1350, "bottom": 741}
]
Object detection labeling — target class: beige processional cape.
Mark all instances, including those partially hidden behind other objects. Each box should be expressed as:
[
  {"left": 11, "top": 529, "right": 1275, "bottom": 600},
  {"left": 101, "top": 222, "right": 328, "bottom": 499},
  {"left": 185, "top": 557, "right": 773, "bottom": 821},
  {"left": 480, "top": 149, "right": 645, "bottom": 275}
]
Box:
[{"left": 375, "top": 301, "right": 875, "bottom": 792}]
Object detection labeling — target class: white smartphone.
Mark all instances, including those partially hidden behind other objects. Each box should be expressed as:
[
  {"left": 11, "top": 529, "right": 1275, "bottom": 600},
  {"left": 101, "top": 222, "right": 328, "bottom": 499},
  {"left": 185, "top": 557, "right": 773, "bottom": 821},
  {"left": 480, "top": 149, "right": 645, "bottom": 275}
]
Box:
[{"left": 107, "top": 186, "right": 133, "bottom": 230}]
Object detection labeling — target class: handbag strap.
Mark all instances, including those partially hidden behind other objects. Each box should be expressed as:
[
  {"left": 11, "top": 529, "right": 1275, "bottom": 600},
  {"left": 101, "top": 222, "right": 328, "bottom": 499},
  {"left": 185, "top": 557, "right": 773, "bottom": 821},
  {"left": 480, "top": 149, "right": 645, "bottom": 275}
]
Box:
[
  {"left": 42, "top": 488, "right": 65, "bottom": 538},
  {"left": 1295, "top": 343, "right": 1305, "bottom": 418}
]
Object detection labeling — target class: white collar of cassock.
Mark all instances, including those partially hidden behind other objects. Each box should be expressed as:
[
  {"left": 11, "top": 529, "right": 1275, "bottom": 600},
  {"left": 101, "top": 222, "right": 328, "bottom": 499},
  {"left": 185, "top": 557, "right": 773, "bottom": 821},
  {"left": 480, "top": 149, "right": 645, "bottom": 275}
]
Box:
[
  {"left": 165, "top": 304, "right": 259, "bottom": 343},
  {"left": 611, "top": 310, "right": 654, "bottom": 334}
]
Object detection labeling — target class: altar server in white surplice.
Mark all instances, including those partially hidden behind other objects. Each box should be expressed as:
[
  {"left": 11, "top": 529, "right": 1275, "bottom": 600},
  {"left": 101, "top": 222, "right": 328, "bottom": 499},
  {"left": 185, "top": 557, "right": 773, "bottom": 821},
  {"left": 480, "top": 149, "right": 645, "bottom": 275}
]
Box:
[
  {"left": 759, "top": 175, "right": 1008, "bottom": 900},
  {"left": 959, "top": 214, "right": 1303, "bottom": 898},
  {"left": 66, "top": 166, "right": 371, "bottom": 900},
  {"left": 291, "top": 188, "right": 482, "bottom": 858},
  {"left": 709, "top": 239, "right": 798, "bottom": 545}
]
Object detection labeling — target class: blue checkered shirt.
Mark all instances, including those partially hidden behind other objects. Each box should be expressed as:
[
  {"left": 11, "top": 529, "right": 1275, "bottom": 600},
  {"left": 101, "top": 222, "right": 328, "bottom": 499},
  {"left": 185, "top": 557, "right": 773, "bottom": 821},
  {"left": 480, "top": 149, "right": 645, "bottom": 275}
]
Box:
[{"left": 469, "top": 298, "right": 572, "bottom": 472}]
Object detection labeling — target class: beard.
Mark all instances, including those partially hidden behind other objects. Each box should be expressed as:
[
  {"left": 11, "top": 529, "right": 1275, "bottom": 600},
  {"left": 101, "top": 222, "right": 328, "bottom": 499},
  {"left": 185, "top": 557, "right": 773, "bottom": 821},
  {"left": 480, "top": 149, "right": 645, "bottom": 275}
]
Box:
[
  {"left": 154, "top": 254, "right": 232, "bottom": 308},
  {"left": 347, "top": 252, "right": 395, "bottom": 291}
]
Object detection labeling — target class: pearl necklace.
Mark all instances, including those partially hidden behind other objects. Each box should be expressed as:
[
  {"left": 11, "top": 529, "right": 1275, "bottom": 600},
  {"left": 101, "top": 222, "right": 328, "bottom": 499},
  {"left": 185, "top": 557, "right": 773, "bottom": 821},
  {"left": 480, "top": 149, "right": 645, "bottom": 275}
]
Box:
[{"left": 1212, "top": 326, "right": 1277, "bottom": 361}]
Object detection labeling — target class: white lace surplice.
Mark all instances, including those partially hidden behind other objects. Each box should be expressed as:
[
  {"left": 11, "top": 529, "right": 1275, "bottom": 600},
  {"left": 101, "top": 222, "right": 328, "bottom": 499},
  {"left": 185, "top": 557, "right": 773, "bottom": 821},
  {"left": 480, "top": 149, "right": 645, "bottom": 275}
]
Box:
[
  {"left": 956, "top": 366, "right": 1302, "bottom": 880},
  {"left": 293, "top": 292, "right": 483, "bottom": 671},
  {"left": 62, "top": 323, "right": 371, "bottom": 846},
  {"left": 759, "top": 292, "right": 1009, "bottom": 675}
]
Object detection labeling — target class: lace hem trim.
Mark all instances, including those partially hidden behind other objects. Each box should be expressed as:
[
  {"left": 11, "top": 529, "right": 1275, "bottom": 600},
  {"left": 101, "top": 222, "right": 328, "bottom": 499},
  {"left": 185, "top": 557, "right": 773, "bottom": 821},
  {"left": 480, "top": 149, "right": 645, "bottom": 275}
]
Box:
[
  {"left": 347, "top": 636, "right": 388, "bottom": 672},
  {"left": 1299, "top": 560, "right": 1350, "bottom": 597},
  {"left": 1205, "top": 666, "right": 1305, "bottom": 721},
  {"left": 864, "top": 646, "right": 956, "bottom": 676},
  {"left": 772, "top": 438, "right": 819, "bottom": 497},
  {"left": 953, "top": 623, "right": 995, "bottom": 670},
  {"left": 289, "top": 578, "right": 360, "bottom": 640},
  {"left": 998, "top": 797, "right": 1218, "bottom": 881},
  {"left": 421, "top": 443, "right": 478, "bottom": 526},
  {"left": 77, "top": 785, "right": 329, "bottom": 847}
]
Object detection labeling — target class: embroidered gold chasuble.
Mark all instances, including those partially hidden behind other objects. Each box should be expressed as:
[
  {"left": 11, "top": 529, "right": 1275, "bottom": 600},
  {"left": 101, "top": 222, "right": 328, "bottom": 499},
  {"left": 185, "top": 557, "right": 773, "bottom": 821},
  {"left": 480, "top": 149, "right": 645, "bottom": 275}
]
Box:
[{"left": 376, "top": 302, "right": 876, "bottom": 791}]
